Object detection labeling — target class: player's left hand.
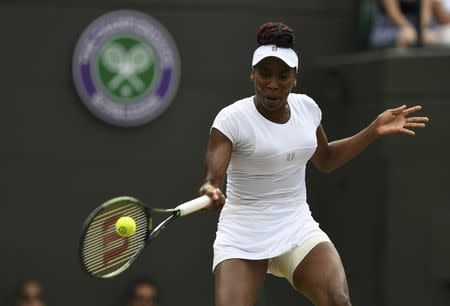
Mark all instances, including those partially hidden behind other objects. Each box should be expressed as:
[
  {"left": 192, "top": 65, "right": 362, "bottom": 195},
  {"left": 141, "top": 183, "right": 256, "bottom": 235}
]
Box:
[{"left": 374, "top": 105, "right": 429, "bottom": 136}]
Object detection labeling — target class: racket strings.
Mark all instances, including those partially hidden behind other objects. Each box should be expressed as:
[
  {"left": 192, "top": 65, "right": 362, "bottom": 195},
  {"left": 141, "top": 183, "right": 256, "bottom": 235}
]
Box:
[
  {"left": 83, "top": 230, "right": 146, "bottom": 276},
  {"left": 83, "top": 221, "right": 147, "bottom": 257},
  {"left": 82, "top": 206, "right": 145, "bottom": 245},
  {"left": 81, "top": 200, "right": 148, "bottom": 278},
  {"left": 87, "top": 204, "right": 140, "bottom": 227},
  {"left": 87, "top": 244, "right": 145, "bottom": 274}
]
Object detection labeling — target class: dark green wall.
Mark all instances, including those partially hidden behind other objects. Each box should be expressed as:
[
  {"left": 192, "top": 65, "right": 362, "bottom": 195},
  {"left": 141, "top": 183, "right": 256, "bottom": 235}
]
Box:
[{"left": 315, "top": 49, "right": 450, "bottom": 306}]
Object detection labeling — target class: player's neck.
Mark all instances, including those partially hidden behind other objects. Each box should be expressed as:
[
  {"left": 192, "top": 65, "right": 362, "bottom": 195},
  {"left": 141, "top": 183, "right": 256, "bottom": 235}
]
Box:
[{"left": 253, "top": 97, "right": 291, "bottom": 124}]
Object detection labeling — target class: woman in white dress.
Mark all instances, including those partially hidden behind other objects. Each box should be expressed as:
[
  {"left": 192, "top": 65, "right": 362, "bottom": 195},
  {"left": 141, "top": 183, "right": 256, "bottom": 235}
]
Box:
[{"left": 199, "top": 22, "right": 429, "bottom": 306}]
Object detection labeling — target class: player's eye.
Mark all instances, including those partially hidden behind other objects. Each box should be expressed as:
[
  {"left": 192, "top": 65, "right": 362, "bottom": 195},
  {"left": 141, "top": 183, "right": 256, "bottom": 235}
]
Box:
[{"left": 259, "top": 72, "right": 270, "bottom": 79}]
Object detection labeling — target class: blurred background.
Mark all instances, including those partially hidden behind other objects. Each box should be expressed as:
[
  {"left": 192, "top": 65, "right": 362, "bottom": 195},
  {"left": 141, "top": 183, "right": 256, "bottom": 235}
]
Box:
[{"left": 1, "top": 0, "right": 449, "bottom": 305}]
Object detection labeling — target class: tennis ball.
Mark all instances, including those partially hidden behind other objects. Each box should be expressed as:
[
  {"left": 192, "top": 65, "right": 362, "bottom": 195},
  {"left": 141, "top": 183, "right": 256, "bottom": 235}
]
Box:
[{"left": 115, "top": 216, "right": 136, "bottom": 238}]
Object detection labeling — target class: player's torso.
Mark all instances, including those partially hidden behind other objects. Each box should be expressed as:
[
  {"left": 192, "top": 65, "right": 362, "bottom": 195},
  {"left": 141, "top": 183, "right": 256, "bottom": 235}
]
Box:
[
  {"left": 225, "top": 94, "right": 318, "bottom": 203},
  {"left": 229, "top": 94, "right": 318, "bottom": 174}
]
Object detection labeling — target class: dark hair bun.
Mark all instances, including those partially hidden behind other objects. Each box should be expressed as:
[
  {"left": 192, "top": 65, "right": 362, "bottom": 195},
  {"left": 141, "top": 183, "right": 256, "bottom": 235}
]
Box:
[{"left": 256, "top": 22, "right": 295, "bottom": 48}]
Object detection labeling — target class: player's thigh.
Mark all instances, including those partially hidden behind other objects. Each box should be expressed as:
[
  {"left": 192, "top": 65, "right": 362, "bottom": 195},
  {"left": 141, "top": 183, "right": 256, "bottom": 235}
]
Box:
[
  {"left": 293, "top": 242, "right": 350, "bottom": 306},
  {"left": 215, "top": 258, "right": 268, "bottom": 306}
]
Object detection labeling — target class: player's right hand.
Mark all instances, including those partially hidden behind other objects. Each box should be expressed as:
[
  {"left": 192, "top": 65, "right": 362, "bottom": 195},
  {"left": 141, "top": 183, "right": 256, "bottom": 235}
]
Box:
[{"left": 199, "top": 182, "right": 225, "bottom": 211}]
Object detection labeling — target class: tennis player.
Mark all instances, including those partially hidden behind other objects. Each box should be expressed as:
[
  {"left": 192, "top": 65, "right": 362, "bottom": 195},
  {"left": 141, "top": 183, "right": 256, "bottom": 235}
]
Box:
[{"left": 200, "top": 22, "right": 428, "bottom": 306}]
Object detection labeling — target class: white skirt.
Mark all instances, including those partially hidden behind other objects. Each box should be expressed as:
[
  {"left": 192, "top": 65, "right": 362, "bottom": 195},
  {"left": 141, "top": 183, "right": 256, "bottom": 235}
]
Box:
[{"left": 212, "top": 198, "right": 328, "bottom": 272}]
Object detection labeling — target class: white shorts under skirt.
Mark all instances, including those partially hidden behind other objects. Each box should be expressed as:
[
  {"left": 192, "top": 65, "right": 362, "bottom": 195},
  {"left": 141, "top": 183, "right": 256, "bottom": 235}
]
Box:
[
  {"left": 213, "top": 233, "right": 331, "bottom": 288},
  {"left": 267, "top": 233, "right": 331, "bottom": 287}
]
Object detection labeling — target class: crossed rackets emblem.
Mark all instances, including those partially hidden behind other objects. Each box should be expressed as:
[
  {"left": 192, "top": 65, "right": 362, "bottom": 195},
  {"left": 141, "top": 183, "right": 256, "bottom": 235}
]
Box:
[{"left": 101, "top": 42, "right": 154, "bottom": 95}]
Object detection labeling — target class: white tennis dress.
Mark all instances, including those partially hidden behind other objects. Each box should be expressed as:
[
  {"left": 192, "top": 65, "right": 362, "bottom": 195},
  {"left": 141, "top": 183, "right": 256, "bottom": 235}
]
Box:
[{"left": 211, "top": 93, "right": 328, "bottom": 271}]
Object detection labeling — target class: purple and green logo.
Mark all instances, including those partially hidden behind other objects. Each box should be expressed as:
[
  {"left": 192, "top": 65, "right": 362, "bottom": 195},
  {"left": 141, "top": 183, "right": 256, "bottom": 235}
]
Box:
[{"left": 73, "top": 10, "right": 181, "bottom": 127}]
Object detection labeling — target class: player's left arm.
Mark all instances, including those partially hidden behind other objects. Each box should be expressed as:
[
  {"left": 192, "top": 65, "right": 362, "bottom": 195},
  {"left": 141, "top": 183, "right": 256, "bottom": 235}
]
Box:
[{"left": 310, "top": 105, "right": 429, "bottom": 173}]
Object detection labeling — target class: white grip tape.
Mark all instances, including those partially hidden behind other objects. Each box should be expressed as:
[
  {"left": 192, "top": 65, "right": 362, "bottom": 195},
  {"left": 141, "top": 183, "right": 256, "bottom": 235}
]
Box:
[{"left": 175, "top": 195, "right": 210, "bottom": 217}]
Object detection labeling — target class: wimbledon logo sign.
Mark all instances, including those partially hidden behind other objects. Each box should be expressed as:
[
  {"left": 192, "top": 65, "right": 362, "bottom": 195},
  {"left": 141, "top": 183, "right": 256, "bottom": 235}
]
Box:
[{"left": 73, "top": 10, "right": 181, "bottom": 127}]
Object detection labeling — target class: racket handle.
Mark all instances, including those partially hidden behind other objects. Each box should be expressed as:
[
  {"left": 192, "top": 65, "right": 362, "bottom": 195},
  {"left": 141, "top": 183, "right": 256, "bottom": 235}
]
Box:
[{"left": 175, "top": 195, "right": 210, "bottom": 216}]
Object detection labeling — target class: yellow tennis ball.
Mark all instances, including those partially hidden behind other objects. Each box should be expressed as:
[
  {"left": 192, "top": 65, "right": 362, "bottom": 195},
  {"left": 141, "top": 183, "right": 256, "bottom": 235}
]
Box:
[{"left": 115, "top": 216, "right": 136, "bottom": 238}]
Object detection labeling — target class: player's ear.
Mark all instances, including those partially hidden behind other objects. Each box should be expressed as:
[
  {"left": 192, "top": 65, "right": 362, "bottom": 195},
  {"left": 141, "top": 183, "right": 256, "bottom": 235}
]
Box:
[{"left": 250, "top": 68, "right": 255, "bottom": 81}]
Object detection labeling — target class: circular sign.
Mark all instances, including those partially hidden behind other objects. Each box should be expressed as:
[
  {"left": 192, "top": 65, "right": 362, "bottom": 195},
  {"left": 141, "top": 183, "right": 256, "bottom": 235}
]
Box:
[{"left": 73, "top": 10, "right": 181, "bottom": 127}]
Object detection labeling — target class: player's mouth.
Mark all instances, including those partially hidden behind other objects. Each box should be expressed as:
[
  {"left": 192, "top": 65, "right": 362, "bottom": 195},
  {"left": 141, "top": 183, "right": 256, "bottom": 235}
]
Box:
[
  {"left": 264, "top": 96, "right": 280, "bottom": 102},
  {"left": 261, "top": 95, "right": 285, "bottom": 111},
  {"left": 263, "top": 95, "right": 284, "bottom": 107}
]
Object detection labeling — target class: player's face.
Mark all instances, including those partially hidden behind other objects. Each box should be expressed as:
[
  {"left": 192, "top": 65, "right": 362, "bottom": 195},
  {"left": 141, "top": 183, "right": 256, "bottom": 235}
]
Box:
[
  {"left": 251, "top": 57, "right": 297, "bottom": 112},
  {"left": 128, "top": 284, "right": 158, "bottom": 306}
]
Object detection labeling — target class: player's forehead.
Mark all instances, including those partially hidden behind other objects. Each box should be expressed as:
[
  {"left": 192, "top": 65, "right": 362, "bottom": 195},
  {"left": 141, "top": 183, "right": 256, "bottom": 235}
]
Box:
[{"left": 254, "top": 57, "right": 292, "bottom": 72}]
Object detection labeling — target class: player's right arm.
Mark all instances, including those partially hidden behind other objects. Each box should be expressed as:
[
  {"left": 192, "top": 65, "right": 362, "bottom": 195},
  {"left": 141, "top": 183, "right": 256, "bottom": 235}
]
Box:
[{"left": 199, "top": 128, "right": 232, "bottom": 211}]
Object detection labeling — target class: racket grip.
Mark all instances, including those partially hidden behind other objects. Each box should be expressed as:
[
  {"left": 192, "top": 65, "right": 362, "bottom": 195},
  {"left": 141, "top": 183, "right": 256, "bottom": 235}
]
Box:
[{"left": 176, "top": 195, "right": 211, "bottom": 216}]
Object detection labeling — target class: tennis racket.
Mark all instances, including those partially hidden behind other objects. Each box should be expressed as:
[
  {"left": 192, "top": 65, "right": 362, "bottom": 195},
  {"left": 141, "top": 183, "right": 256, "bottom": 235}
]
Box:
[{"left": 79, "top": 195, "right": 210, "bottom": 278}]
